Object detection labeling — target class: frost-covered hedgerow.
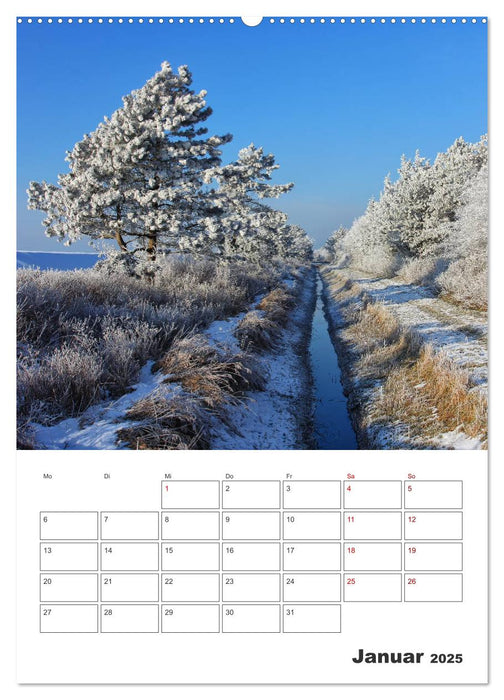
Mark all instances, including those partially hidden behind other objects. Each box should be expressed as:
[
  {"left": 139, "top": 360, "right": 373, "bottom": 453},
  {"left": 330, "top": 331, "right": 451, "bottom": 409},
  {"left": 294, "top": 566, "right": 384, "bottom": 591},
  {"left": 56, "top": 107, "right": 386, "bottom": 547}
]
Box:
[
  {"left": 437, "top": 164, "right": 488, "bottom": 309},
  {"left": 325, "top": 135, "right": 488, "bottom": 308}
]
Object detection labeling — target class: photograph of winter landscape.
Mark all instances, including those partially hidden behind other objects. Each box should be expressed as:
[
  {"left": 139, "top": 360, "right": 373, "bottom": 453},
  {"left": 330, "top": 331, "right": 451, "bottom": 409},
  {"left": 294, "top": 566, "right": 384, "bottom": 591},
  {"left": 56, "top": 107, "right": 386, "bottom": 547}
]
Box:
[{"left": 17, "top": 17, "right": 488, "bottom": 450}]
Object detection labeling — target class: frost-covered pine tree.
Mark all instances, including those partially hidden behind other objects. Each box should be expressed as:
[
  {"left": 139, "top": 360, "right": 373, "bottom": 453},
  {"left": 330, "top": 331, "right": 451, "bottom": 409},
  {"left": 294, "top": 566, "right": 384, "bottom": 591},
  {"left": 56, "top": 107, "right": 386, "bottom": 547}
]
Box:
[
  {"left": 28, "top": 63, "right": 231, "bottom": 259},
  {"left": 375, "top": 136, "right": 487, "bottom": 260},
  {"left": 275, "top": 223, "right": 313, "bottom": 262},
  {"left": 427, "top": 135, "right": 487, "bottom": 230},
  {"left": 437, "top": 163, "right": 488, "bottom": 308},
  {"left": 379, "top": 152, "right": 438, "bottom": 258},
  {"left": 329, "top": 134, "right": 488, "bottom": 286},
  {"left": 180, "top": 144, "right": 295, "bottom": 261},
  {"left": 324, "top": 226, "right": 347, "bottom": 261},
  {"left": 342, "top": 197, "right": 398, "bottom": 276}
]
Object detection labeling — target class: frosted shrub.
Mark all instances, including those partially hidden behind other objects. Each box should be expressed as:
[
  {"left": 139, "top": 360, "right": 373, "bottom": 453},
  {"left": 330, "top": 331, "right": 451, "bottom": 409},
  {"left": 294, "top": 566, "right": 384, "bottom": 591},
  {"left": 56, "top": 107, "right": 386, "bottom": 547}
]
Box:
[
  {"left": 155, "top": 334, "right": 265, "bottom": 408},
  {"left": 437, "top": 164, "right": 488, "bottom": 310},
  {"left": 397, "top": 257, "right": 447, "bottom": 288},
  {"left": 437, "top": 257, "right": 487, "bottom": 310},
  {"left": 342, "top": 205, "right": 398, "bottom": 277},
  {"left": 100, "top": 318, "right": 159, "bottom": 396},
  {"left": 18, "top": 345, "right": 104, "bottom": 420}
]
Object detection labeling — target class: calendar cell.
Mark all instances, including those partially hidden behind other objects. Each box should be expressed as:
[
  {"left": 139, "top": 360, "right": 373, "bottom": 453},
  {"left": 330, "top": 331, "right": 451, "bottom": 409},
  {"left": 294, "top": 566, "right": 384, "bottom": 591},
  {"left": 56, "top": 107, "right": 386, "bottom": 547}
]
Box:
[
  {"left": 161, "top": 481, "right": 219, "bottom": 509},
  {"left": 100, "top": 543, "right": 158, "bottom": 571},
  {"left": 283, "top": 542, "right": 341, "bottom": 571},
  {"left": 404, "top": 512, "right": 462, "bottom": 540},
  {"left": 283, "top": 574, "right": 341, "bottom": 602},
  {"left": 343, "top": 543, "right": 402, "bottom": 571},
  {"left": 222, "top": 574, "right": 281, "bottom": 602},
  {"left": 283, "top": 481, "right": 341, "bottom": 509},
  {"left": 40, "top": 512, "right": 98, "bottom": 540},
  {"left": 222, "top": 605, "right": 281, "bottom": 633},
  {"left": 222, "top": 511, "right": 280, "bottom": 540},
  {"left": 161, "top": 574, "right": 220, "bottom": 602},
  {"left": 344, "top": 512, "right": 402, "bottom": 540},
  {"left": 101, "top": 605, "right": 159, "bottom": 633},
  {"left": 161, "top": 511, "right": 219, "bottom": 540},
  {"left": 404, "top": 543, "right": 463, "bottom": 571},
  {"left": 404, "top": 574, "right": 463, "bottom": 602},
  {"left": 222, "top": 543, "right": 281, "bottom": 571},
  {"left": 344, "top": 574, "right": 402, "bottom": 602},
  {"left": 100, "top": 573, "right": 159, "bottom": 602},
  {"left": 283, "top": 605, "right": 341, "bottom": 633},
  {"left": 40, "top": 542, "right": 98, "bottom": 571},
  {"left": 101, "top": 512, "right": 158, "bottom": 540},
  {"left": 40, "top": 573, "right": 98, "bottom": 602},
  {"left": 161, "top": 543, "right": 220, "bottom": 571},
  {"left": 344, "top": 481, "right": 402, "bottom": 509},
  {"left": 40, "top": 604, "right": 98, "bottom": 633},
  {"left": 222, "top": 481, "right": 280, "bottom": 509},
  {"left": 404, "top": 481, "right": 463, "bottom": 509},
  {"left": 283, "top": 511, "right": 341, "bottom": 540},
  {"left": 161, "top": 605, "right": 220, "bottom": 633}
]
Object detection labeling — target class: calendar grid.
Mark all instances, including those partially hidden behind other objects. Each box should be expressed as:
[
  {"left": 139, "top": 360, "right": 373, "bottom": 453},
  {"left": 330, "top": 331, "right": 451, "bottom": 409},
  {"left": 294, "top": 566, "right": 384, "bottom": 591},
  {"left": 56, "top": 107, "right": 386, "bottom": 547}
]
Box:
[{"left": 39, "top": 479, "right": 463, "bottom": 633}]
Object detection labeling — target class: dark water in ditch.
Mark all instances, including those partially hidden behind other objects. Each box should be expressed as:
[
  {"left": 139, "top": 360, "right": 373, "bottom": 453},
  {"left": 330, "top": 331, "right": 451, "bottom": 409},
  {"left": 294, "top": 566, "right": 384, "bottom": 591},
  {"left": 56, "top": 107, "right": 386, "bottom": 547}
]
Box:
[{"left": 310, "top": 273, "right": 358, "bottom": 449}]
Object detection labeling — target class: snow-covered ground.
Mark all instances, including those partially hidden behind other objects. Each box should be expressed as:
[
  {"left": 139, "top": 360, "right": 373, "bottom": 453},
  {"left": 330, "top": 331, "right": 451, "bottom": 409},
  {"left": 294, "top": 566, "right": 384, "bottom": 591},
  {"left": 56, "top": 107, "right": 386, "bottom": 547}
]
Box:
[
  {"left": 209, "top": 269, "right": 316, "bottom": 449},
  {"left": 33, "top": 361, "right": 168, "bottom": 449},
  {"left": 321, "top": 266, "right": 487, "bottom": 450},
  {"left": 32, "top": 268, "right": 316, "bottom": 450},
  {"left": 352, "top": 272, "right": 487, "bottom": 392}
]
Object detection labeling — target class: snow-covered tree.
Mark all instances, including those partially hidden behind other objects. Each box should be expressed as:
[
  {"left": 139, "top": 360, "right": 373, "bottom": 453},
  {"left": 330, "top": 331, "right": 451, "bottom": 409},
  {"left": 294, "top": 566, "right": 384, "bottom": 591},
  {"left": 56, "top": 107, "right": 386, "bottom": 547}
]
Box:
[
  {"left": 28, "top": 62, "right": 231, "bottom": 258},
  {"left": 276, "top": 223, "right": 313, "bottom": 262},
  {"left": 324, "top": 226, "right": 347, "bottom": 261},
  {"left": 330, "top": 134, "right": 488, "bottom": 279},
  {"left": 378, "top": 152, "right": 438, "bottom": 257},
  {"left": 437, "top": 163, "right": 488, "bottom": 308},
  {"left": 179, "top": 144, "right": 296, "bottom": 261},
  {"left": 379, "top": 136, "right": 487, "bottom": 259},
  {"left": 342, "top": 198, "right": 398, "bottom": 275},
  {"left": 427, "top": 135, "right": 487, "bottom": 230}
]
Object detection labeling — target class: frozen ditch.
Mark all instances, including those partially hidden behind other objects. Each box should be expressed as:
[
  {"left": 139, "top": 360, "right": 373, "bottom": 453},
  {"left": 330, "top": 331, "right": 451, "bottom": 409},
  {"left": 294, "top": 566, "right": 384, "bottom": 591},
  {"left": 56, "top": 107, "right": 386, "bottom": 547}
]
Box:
[
  {"left": 29, "top": 266, "right": 359, "bottom": 450},
  {"left": 308, "top": 273, "right": 357, "bottom": 449}
]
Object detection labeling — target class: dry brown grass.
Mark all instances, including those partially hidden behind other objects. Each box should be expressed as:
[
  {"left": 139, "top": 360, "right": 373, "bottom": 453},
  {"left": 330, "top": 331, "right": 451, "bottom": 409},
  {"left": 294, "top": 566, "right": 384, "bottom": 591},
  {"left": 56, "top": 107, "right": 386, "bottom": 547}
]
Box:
[
  {"left": 235, "top": 312, "right": 282, "bottom": 352},
  {"left": 323, "top": 267, "right": 487, "bottom": 446},
  {"left": 256, "top": 287, "right": 296, "bottom": 326},
  {"left": 324, "top": 270, "right": 369, "bottom": 320},
  {"left": 344, "top": 303, "right": 401, "bottom": 350},
  {"left": 342, "top": 302, "right": 420, "bottom": 379},
  {"left": 234, "top": 283, "right": 298, "bottom": 352},
  {"left": 116, "top": 281, "right": 301, "bottom": 450},
  {"left": 117, "top": 391, "right": 210, "bottom": 450},
  {"left": 371, "top": 345, "right": 487, "bottom": 442},
  {"left": 154, "top": 334, "right": 265, "bottom": 408}
]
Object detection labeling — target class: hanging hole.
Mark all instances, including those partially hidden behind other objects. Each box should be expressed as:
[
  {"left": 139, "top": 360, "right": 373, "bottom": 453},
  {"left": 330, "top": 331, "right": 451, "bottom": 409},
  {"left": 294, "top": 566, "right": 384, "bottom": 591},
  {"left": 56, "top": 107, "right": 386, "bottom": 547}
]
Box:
[{"left": 241, "top": 17, "right": 263, "bottom": 27}]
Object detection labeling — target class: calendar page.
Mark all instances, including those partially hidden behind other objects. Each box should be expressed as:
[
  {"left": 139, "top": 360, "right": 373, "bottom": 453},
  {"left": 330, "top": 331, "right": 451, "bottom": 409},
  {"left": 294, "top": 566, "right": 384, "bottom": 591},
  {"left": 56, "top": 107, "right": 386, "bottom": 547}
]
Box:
[
  {"left": 17, "top": 451, "right": 487, "bottom": 684},
  {"left": 16, "top": 9, "right": 489, "bottom": 687}
]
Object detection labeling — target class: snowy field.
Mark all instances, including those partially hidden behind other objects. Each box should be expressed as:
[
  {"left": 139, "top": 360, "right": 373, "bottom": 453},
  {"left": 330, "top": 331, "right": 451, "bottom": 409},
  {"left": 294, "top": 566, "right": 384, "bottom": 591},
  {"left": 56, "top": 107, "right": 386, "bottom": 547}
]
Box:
[
  {"left": 351, "top": 272, "right": 487, "bottom": 393},
  {"left": 322, "top": 265, "right": 487, "bottom": 450},
  {"left": 28, "top": 269, "right": 316, "bottom": 450}
]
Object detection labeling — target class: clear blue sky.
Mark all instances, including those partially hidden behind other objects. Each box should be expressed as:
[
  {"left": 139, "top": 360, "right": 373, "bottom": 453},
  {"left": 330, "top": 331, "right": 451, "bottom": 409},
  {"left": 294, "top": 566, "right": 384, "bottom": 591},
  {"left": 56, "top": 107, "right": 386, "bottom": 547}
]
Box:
[{"left": 17, "top": 17, "right": 487, "bottom": 250}]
